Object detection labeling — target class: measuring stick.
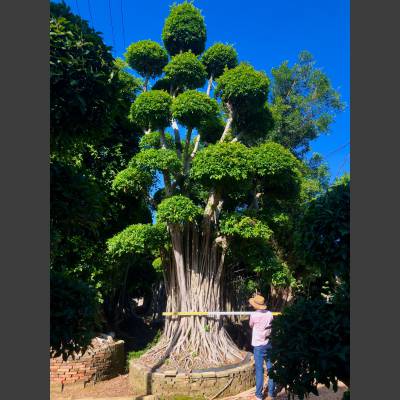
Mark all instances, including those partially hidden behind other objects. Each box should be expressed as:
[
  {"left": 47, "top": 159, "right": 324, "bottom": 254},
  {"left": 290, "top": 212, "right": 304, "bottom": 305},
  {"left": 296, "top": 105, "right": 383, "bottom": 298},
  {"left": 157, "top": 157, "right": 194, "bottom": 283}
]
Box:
[{"left": 162, "top": 311, "right": 282, "bottom": 317}]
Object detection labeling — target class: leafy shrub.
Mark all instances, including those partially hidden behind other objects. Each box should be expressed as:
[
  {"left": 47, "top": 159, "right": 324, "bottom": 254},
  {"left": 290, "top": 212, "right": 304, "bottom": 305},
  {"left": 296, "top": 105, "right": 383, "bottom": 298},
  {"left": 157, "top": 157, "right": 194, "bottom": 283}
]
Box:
[
  {"left": 50, "top": 270, "right": 100, "bottom": 359},
  {"left": 269, "top": 294, "right": 350, "bottom": 399}
]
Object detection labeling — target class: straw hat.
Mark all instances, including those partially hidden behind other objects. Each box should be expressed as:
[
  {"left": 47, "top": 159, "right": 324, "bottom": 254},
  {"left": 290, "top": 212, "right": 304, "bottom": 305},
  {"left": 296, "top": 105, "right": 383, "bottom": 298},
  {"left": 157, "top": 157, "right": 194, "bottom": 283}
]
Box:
[{"left": 249, "top": 294, "right": 267, "bottom": 310}]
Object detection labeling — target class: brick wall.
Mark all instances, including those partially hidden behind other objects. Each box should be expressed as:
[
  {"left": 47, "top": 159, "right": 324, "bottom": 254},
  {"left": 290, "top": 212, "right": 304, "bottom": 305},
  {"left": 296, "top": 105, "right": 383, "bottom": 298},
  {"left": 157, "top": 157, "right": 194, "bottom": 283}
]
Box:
[
  {"left": 50, "top": 340, "right": 125, "bottom": 386},
  {"left": 129, "top": 354, "right": 256, "bottom": 398}
]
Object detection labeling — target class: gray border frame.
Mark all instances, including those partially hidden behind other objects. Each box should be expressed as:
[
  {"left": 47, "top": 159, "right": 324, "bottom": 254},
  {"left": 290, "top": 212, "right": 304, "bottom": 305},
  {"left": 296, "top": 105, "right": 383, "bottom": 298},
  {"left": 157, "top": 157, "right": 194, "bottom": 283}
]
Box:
[
  {"left": 351, "top": 0, "right": 400, "bottom": 398},
  {"left": 2, "top": 0, "right": 400, "bottom": 399},
  {"left": 0, "top": 0, "right": 49, "bottom": 399}
]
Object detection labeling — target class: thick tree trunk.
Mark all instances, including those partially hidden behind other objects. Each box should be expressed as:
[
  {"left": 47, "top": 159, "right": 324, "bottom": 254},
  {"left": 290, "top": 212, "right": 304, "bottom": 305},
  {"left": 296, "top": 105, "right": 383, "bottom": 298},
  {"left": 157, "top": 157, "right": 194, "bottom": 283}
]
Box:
[{"left": 140, "top": 219, "right": 245, "bottom": 371}]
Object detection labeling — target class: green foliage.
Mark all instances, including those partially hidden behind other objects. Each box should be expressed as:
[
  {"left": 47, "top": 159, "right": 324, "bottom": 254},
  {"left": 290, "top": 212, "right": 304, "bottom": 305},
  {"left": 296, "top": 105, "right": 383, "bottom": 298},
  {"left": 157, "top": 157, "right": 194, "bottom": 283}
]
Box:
[
  {"left": 50, "top": 161, "right": 106, "bottom": 270},
  {"left": 162, "top": 1, "right": 206, "bottom": 56},
  {"left": 50, "top": 2, "right": 154, "bottom": 355},
  {"left": 50, "top": 270, "right": 99, "bottom": 359},
  {"left": 125, "top": 40, "right": 168, "bottom": 78},
  {"left": 300, "top": 153, "right": 330, "bottom": 202},
  {"left": 107, "top": 223, "right": 168, "bottom": 258},
  {"left": 190, "top": 142, "right": 254, "bottom": 187},
  {"left": 139, "top": 131, "right": 175, "bottom": 150},
  {"left": 269, "top": 51, "right": 345, "bottom": 157},
  {"left": 216, "top": 63, "right": 269, "bottom": 110},
  {"left": 50, "top": 2, "right": 121, "bottom": 150},
  {"left": 157, "top": 195, "right": 202, "bottom": 225},
  {"left": 131, "top": 148, "right": 182, "bottom": 174},
  {"left": 233, "top": 102, "right": 274, "bottom": 142},
  {"left": 172, "top": 90, "right": 219, "bottom": 128},
  {"left": 164, "top": 51, "right": 207, "bottom": 91},
  {"left": 269, "top": 294, "right": 350, "bottom": 399},
  {"left": 130, "top": 90, "right": 172, "bottom": 130},
  {"left": 220, "top": 213, "right": 272, "bottom": 240},
  {"left": 114, "top": 58, "right": 143, "bottom": 103},
  {"left": 198, "top": 116, "right": 225, "bottom": 143},
  {"left": 201, "top": 43, "right": 238, "bottom": 78},
  {"left": 252, "top": 142, "right": 302, "bottom": 199},
  {"left": 112, "top": 166, "right": 153, "bottom": 196},
  {"left": 295, "top": 175, "right": 350, "bottom": 283},
  {"left": 152, "top": 257, "right": 164, "bottom": 273},
  {"left": 151, "top": 75, "right": 173, "bottom": 93}
]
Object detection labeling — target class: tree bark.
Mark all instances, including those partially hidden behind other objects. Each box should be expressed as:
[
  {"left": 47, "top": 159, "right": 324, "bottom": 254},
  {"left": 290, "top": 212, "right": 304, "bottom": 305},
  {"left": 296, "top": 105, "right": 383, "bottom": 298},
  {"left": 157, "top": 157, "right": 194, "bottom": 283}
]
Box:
[
  {"left": 206, "top": 74, "right": 213, "bottom": 97},
  {"left": 140, "top": 211, "right": 244, "bottom": 370},
  {"left": 220, "top": 103, "right": 234, "bottom": 142}
]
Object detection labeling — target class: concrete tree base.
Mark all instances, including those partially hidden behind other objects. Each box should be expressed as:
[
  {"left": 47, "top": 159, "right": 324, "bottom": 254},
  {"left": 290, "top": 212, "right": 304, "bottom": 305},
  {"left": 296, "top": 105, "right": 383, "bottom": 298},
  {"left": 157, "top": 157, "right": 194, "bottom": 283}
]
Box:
[{"left": 128, "top": 353, "right": 255, "bottom": 399}]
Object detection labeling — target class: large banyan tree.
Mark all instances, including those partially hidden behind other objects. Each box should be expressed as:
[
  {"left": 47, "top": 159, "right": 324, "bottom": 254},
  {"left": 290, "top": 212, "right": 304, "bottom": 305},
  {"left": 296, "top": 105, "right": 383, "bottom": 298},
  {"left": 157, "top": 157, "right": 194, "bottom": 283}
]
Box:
[{"left": 108, "top": 2, "right": 303, "bottom": 370}]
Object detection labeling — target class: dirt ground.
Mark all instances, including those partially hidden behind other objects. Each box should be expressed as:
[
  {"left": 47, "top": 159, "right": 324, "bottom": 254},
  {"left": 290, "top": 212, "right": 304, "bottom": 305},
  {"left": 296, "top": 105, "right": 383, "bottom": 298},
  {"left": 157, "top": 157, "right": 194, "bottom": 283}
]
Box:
[{"left": 50, "top": 373, "right": 348, "bottom": 400}]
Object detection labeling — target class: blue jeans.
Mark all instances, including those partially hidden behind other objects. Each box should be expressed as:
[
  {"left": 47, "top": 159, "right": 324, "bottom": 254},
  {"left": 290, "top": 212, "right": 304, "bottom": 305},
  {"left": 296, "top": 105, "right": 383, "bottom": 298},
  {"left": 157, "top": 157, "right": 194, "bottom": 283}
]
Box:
[{"left": 254, "top": 343, "right": 275, "bottom": 398}]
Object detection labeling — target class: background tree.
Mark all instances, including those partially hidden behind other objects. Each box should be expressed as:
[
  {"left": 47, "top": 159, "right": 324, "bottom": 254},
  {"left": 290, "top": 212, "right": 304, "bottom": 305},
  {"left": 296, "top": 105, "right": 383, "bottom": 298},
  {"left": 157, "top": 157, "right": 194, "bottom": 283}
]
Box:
[
  {"left": 269, "top": 176, "right": 350, "bottom": 399},
  {"left": 268, "top": 51, "right": 345, "bottom": 158},
  {"left": 50, "top": 2, "right": 156, "bottom": 358},
  {"left": 50, "top": 1, "right": 121, "bottom": 154}
]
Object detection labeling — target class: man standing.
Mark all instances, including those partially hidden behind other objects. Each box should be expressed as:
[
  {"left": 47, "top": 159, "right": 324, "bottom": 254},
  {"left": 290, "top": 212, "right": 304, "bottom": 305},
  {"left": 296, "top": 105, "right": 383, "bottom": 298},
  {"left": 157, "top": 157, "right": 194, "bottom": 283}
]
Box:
[{"left": 249, "top": 294, "right": 276, "bottom": 400}]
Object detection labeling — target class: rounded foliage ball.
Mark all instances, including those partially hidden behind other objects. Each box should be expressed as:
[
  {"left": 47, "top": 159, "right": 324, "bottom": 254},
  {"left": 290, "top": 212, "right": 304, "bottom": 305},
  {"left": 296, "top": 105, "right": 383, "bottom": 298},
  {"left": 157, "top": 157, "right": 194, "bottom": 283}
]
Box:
[
  {"left": 251, "top": 142, "right": 302, "bottom": 199},
  {"left": 107, "top": 223, "right": 168, "bottom": 257},
  {"left": 172, "top": 90, "right": 219, "bottom": 128},
  {"left": 216, "top": 63, "right": 269, "bottom": 109},
  {"left": 125, "top": 40, "right": 168, "bottom": 78},
  {"left": 202, "top": 43, "right": 238, "bottom": 78},
  {"left": 233, "top": 102, "right": 274, "bottom": 142},
  {"left": 131, "top": 148, "right": 182, "bottom": 174},
  {"left": 139, "top": 131, "right": 174, "bottom": 150},
  {"left": 130, "top": 90, "right": 172, "bottom": 130},
  {"left": 164, "top": 51, "right": 207, "bottom": 90},
  {"left": 157, "top": 195, "right": 202, "bottom": 225},
  {"left": 162, "top": 2, "right": 207, "bottom": 56},
  {"left": 198, "top": 116, "right": 225, "bottom": 144},
  {"left": 112, "top": 166, "right": 153, "bottom": 195},
  {"left": 190, "top": 142, "right": 254, "bottom": 186}
]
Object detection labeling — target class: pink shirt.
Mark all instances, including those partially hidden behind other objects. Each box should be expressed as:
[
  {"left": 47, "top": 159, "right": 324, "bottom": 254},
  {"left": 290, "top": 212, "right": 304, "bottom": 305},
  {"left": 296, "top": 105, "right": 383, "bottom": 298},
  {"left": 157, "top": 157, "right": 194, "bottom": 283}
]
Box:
[{"left": 249, "top": 310, "right": 274, "bottom": 347}]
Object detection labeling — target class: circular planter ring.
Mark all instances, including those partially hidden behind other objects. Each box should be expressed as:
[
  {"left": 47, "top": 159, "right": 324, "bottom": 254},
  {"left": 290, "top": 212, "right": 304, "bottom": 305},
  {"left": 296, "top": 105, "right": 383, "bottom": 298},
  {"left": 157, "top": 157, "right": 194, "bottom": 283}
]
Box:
[{"left": 128, "top": 352, "right": 255, "bottom": 399}]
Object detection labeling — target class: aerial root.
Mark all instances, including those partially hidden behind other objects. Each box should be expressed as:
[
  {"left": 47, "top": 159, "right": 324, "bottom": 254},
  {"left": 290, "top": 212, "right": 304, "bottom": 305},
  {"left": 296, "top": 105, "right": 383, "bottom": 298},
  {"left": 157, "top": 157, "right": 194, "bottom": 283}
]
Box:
[{"left": 138, "top": 325, "right": 245, "bottom": 371}]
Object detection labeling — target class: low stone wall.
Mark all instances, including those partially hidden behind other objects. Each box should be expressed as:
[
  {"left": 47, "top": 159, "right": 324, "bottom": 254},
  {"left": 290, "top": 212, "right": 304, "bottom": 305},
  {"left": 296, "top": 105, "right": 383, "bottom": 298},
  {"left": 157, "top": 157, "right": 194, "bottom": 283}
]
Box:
[
  {"left": 50, "top": 340, "right": 125, "bottom": 386},
  {"left": 129, "top": 354, "right": 255, "bottom": 399}
]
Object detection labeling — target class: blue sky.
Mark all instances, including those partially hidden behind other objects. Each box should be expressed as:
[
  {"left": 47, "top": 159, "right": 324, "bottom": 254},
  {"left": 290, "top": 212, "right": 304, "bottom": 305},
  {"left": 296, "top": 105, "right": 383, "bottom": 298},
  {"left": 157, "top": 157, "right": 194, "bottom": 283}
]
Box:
[{"left": 56, "top": 0, "right": 350, "bottom": 180}]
